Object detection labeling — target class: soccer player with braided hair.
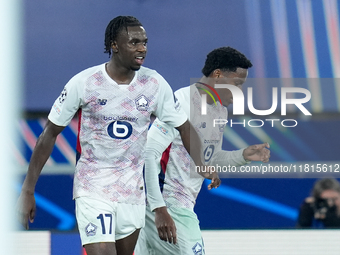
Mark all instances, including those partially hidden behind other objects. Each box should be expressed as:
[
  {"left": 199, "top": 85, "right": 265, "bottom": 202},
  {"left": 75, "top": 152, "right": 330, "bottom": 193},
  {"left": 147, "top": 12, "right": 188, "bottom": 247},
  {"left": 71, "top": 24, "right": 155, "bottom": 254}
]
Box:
[
  {"left": 135, "top": 46, "right": 270, "bottom": 255},
  {"left": 17, "top": 16, "right": 209, "bottom": 255}
]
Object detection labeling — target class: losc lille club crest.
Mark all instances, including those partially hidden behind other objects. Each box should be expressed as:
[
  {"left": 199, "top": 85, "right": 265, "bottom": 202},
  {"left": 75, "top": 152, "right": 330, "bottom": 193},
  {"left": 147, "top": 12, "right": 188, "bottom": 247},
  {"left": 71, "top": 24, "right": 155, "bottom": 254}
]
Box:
[{"left": 135, "top": 95, "right": 150, "bottom": 111}]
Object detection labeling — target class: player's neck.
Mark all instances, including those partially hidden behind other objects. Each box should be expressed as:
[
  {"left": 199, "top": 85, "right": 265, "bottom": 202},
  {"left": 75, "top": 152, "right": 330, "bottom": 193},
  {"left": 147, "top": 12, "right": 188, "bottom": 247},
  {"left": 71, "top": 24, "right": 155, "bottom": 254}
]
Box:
[
  {"left": 197, "top": 76, "right": 216, "bottom": 87},
  {"left": 105, "top": 62, "right": 135, "bottom": 85}
]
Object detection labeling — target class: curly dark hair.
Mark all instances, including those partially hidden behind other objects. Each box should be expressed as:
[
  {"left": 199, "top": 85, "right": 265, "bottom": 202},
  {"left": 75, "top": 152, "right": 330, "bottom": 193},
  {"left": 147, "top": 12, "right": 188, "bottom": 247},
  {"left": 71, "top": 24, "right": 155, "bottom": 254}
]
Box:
[
  {"left": 202, "top": 46, "right": 253, "bottom": 77},
  {"left": 104, "top": 16, "right": 143, "bottom": 57}
]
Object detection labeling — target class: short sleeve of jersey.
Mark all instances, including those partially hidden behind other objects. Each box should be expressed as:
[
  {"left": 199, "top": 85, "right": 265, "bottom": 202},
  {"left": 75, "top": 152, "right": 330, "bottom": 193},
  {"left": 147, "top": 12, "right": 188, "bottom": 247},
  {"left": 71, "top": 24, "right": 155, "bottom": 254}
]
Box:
[
  {"left": 153, "top": 74, "right": 187, "bottom": 128},
  {"left": 148, "top": 118, "right": 179, "bottom": 148},
  {"left": 48, "top": 74, "right": 84, "bottom": 126}
]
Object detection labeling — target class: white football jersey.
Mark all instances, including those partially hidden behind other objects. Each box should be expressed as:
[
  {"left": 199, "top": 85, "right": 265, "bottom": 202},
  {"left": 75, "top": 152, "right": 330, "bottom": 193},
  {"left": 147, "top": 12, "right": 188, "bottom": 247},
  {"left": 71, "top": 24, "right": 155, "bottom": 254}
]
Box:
[
  {"left": 48, "top": 63, "right": 187, "bottom": 205},
  {"left": 150, "top": 85, "right": 228, "bottom": 210}
]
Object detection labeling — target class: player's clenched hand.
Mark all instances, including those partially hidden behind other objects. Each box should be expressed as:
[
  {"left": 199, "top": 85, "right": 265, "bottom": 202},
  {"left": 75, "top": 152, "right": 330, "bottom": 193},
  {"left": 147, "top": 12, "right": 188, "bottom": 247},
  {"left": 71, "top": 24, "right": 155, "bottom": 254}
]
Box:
[
  {"left": 243, "top": 142, "right": 270, "bottom": 163},
  {"left": 154, "top": 206, "right": 177, "bottom": 244},
  {"left": 16, "top": 191, "right": 36, "bottom": 230},
  {"left": 208, "top": 171, "right": 221, "bottom": 190}
]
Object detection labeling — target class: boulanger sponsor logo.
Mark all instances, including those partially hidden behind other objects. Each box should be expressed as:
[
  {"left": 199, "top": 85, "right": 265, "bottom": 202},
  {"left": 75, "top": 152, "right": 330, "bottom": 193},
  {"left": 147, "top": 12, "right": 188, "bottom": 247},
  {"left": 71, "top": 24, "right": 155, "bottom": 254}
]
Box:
[
  {"left": 200, "top": 84, "right": 311, "bottom": 128},
  {"left": 103, "top": 115, "right": 138, "bottom": 122},
  {"left": 103, "top": 116, "right": 137, "bottom": 139},
  {"left": 204, "top": 139, "right": 219, "bottom": 144},
  {"left": 107, "top": 121, "right": 133, "bottom": 139},
  {"left": 204, "top": 145, "right": 215, "bottom": 162}
]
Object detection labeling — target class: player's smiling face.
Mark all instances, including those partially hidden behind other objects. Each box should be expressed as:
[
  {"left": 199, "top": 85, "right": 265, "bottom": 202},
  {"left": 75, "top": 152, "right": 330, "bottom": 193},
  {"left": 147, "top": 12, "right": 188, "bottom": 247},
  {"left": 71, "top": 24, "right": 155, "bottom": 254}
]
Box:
[
  {"left": 216, "top": 68, "right": 248, "bottom": 107},
  {"left": 113, "top": 26, "right": 148, "bottom": 71}
]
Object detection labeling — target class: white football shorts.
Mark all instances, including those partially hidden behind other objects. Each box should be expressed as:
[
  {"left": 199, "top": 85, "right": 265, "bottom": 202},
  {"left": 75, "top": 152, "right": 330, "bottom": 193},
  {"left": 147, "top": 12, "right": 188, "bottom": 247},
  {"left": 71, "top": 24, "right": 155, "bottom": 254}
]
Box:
[
  {"left": 76, "top": 196, "right": 145, "bottom": 245},
  {"left": 135, "top": 204, "right": 205, "bottom": 255}
]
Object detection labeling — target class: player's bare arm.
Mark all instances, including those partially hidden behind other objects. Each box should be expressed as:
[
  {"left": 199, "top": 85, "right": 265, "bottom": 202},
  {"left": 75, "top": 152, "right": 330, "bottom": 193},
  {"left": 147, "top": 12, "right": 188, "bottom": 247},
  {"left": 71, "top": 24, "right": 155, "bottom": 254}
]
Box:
[
  {"left": 176, "top": 120, "right": 221, "bottom": 188},
  {"left": 205, "top": 142, "right": 271, "bottom": 190},
  {"left": 175, "top": 120, "right": 203, "bottom": 166},
  {"left": 17, "top": 120, "right": 65, "bottom": 229},
  {"left": 175, "top": 120, "right": 214, "bottom": 180}
]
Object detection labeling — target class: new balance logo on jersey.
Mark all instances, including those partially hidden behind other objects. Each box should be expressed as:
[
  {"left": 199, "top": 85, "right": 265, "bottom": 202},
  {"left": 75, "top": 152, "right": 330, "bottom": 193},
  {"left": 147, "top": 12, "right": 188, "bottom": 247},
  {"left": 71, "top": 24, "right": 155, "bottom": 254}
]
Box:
[
  {"left": 97, "top": 99, "right": 107, "bottom": 105},
  {"left": 135, "top": 95, "right": 150, "bottom": 111},
  {"left": 85, "top": 223, "right": 97, "bottom": 237},
  {"left": 174, "top": 95, "right": 181, "bottom": 112},
  {"left": 199, "top": 122, "right": 206, "bottom": 128}
]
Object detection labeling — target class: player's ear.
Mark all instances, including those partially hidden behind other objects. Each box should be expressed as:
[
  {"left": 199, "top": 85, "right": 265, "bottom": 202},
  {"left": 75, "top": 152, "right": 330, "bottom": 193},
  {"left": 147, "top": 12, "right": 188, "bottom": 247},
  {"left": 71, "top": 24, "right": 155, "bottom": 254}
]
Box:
[
  {"left": 111, "top": 41, "right": 118, "bottom": 53},
  {"left": 212, "top": 69, "right": 221, "bottom": 78}
]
